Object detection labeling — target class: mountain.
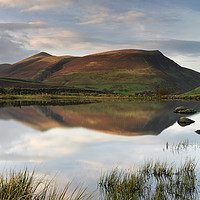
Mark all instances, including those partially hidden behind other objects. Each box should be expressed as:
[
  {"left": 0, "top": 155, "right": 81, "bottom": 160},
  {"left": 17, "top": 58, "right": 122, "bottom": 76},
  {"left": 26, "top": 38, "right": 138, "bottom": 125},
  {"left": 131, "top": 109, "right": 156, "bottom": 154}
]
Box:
[
  {"left": 0, "top": 49, "right": 200, "bottom": 94},
  {"left": 0, "top": 52, "right": 77, "bottom": 82},
  {"left": 0, "top": 64, "right": 10, "bottom": 70}
]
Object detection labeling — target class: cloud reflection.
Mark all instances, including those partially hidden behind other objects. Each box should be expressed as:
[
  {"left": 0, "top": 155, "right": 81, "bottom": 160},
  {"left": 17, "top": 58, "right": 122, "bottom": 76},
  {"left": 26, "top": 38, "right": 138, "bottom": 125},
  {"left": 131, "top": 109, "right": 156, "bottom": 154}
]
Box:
[{"left": 0, "top": 109, "right": 200, "bottom": 190}]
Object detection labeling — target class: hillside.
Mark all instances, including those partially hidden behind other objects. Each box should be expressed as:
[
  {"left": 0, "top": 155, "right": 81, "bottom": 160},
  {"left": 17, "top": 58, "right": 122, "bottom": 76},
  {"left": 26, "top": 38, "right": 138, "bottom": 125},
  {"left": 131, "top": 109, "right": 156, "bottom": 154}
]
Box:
[
  {"left": 0, "top": 64, "right": 10, "bottom": 70},
  {"left": 0, "top": 52, "right": 77, "bottom": 82},
  {"left": 0, "top": 49, "right": 200, "bottom": 94},
  {"left": 184, "top": 86, "right": 200, "bottom": 95}
]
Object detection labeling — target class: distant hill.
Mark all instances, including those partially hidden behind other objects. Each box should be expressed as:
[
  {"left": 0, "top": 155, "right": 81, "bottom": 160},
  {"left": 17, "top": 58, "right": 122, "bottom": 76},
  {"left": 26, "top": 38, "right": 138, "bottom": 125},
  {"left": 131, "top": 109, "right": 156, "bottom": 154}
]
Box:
[
  {"left": 0, "top": 64, "right": 10, "bottom": 70},
  {"left": 0, "top": 49, "right": 200, "bottom": 94}
]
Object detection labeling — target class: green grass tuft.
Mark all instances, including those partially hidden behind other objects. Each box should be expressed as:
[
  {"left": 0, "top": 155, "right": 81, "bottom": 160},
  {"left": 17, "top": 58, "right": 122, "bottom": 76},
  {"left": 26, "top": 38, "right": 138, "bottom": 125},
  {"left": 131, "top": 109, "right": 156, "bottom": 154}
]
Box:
[
  {"left": 99, "top": 160, "right": 198, "bottom": 199},
  {"left": 0, "top": 169, "right": 93, "bottom": 200}
]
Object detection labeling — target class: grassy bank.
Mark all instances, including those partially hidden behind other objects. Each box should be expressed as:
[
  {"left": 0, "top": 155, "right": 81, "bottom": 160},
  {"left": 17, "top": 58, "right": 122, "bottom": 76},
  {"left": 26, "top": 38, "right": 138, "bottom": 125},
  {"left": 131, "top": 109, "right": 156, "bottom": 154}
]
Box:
[
  {"left": 1, "top": 89, "right": 200, "bottom": 102},
  {"left": 0, "top": 93, "right": 155, "bottom": 102},
  {"left": 1, "top": 93, "right": 199, "bottom": 102}
]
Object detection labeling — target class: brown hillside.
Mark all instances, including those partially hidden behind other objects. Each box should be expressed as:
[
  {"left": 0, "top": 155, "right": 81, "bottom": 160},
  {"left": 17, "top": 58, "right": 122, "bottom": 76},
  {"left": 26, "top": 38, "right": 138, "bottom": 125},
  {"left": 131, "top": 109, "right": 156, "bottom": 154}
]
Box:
[
  {"left": 0, "top": 49, "right": 200, "bottom": 94},
  {"left": 45, "top": 49, "right": 200, "bottom": 93},
  {"left": 0, "top": 52, "right": 77, "bottom": 81},
  {"left": 0, "top": 64, "right": 10, "bottom": 70}
]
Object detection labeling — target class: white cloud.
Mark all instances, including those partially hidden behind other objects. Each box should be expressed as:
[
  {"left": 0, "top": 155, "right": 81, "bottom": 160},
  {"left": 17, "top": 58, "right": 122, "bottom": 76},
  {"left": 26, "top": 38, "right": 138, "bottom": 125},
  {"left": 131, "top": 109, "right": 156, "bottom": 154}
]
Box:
[
  {"left": 0, "top": 33, "right": 36, "bottom": 63},
  {"left": 0, "top": 0, "right": 73, "bottom": 11},
  {"left": 78, "top": 6, "right": 147, "bottom": 25},
  {"left": 29, "top": 29, "right": 81, "bottom": 49}
]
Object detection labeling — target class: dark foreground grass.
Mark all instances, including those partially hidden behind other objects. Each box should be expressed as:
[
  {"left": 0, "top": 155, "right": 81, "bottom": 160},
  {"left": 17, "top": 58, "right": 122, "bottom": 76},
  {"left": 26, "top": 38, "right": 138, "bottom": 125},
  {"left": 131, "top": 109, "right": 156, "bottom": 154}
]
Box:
[
  {"left": 0, "top": 169, "right": 93, "bottom": 200},
  {"left": 99, "top": 160, "right": 199, "bottom": 200},
  {"left": 1, "top": 161, "right": 199, "bottom": 199}
]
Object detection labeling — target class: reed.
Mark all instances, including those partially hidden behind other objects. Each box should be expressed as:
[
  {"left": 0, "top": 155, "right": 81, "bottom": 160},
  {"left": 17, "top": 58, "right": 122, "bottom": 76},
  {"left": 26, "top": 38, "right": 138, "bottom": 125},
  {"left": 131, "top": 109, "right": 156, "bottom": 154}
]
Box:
[
  {"left": 99, "top": 160, "right": 198, "bottom": 199},
  {"left": 0, "top": 169, "right": 93, "bottom": 200}
]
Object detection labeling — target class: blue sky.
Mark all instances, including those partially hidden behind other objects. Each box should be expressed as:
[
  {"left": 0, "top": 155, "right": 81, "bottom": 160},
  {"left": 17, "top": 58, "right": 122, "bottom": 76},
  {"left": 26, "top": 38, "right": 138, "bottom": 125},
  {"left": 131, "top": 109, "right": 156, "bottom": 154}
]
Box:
[{"left": 0, "top": 0, "right": 200, "bottom": 71}]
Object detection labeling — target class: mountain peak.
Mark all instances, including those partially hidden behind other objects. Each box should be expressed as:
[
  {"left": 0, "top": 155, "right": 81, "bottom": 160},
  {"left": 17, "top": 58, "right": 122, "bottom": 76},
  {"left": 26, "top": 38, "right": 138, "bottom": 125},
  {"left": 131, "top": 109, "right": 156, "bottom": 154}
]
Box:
[{"left": 32, "top": 52, "right": 52, "bottom": 58}]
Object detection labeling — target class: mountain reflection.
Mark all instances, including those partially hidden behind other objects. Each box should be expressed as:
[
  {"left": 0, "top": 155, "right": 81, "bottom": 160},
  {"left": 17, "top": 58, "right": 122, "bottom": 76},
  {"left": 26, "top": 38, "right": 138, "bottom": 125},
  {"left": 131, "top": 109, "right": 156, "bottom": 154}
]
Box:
[{"left": 0, "top": 101, "right": 199, "bottom": 136}]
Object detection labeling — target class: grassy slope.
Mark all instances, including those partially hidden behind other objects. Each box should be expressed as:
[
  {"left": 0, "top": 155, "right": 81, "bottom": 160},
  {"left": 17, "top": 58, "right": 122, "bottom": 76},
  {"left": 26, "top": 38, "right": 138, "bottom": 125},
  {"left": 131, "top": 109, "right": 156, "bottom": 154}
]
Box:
[
  {"left": 1, "top": 49, "right": 200, "bottom": 94},
  {"left": 0, "top": 64, "right": 10, "bottom": 69},
  {"left": 184, "top": 86, "right": 200, "bottom": 95},
  {"left": 45, "top": 49, "right": 200, "bottom": 94},
  {"left": 0, "top": 52, "right": 77, "bottom": 82}
]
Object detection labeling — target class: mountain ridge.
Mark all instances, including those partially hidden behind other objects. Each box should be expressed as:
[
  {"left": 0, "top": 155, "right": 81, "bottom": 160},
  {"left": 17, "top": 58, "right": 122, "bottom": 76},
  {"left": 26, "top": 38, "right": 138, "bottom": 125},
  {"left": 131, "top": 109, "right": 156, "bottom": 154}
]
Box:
[{"left": 0, "top": 49, "right": 200, "bottom": 94}]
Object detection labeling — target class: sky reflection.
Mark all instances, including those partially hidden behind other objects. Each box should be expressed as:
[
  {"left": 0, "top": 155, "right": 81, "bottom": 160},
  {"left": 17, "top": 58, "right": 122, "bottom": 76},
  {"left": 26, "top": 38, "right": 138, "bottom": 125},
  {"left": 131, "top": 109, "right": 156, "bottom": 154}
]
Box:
[{"left": 0, "top": 102, "right": 200, "bottom": 191}]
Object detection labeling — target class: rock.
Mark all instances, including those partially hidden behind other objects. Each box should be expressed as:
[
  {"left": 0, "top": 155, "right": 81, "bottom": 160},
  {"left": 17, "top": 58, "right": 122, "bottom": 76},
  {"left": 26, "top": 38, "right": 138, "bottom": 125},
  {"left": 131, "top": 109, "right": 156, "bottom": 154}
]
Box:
[
  {"left": 177, "top": 117, "right": 195, "bottom": 127},
  {"left": 195, "top": 130, "right": 200, "bottom": 134},
  {"left": 174, "top": 106, "right": 186, "bottom": 113},
  {"left": 174, "top": 106, "right": 196, "bottom": 114}
]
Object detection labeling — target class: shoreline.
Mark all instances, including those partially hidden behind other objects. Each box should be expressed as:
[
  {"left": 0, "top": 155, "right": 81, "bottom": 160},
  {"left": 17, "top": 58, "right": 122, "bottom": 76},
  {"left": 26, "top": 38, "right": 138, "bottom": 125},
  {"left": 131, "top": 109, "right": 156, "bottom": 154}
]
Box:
[{"left": 0, "top": 93, "right": 200, "bottom": 102}]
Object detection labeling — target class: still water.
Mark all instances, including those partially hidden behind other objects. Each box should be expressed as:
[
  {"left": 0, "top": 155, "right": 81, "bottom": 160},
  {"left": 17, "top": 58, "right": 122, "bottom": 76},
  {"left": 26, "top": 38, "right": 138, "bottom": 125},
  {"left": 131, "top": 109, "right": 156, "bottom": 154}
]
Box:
[{"left": 0, "top": 100, "right": 200, "bottom": 192}]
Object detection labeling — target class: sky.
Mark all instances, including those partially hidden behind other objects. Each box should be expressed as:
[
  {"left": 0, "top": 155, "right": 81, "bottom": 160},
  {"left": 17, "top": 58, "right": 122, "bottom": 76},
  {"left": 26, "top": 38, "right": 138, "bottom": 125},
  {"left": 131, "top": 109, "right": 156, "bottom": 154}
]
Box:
[{"left": 0, "top": 0, "right": 200, "bottom": 71}]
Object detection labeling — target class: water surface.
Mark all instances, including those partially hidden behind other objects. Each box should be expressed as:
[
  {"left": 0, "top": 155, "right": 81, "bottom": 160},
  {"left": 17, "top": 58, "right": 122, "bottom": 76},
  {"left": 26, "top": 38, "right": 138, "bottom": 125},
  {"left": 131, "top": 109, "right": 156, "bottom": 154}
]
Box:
[{"left": 0, "top": 100, "right": 200, "bottom": 192}]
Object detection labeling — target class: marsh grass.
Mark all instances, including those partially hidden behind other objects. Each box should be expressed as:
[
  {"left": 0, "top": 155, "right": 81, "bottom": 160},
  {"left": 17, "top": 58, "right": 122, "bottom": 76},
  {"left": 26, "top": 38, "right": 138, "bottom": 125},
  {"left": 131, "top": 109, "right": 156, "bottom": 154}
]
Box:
[
  {"left": 164, "top": 140, "right": 200, "bottom": 154},
  {"left": 0, "top": 169, "right": 93, "bottom": 200},
  {"left": 99, "top": 160, "right": 199, "bottom": 199}
]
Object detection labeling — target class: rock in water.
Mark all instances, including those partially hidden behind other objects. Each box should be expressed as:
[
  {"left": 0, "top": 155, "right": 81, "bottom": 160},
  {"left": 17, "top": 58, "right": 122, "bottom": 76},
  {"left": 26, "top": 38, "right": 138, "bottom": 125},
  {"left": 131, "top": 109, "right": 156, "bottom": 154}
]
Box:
[
  {"left": 174, "top": 106, "right": 186, "bottom": 113},
  {"left": 174, "top": 106, "right": 196, "bottom": 114},
  {"left": 195, "top": 130, "right": 200, "bottom": 134},
  {"left": 177, "top": 117, "right": 195, "bottom": 127}
]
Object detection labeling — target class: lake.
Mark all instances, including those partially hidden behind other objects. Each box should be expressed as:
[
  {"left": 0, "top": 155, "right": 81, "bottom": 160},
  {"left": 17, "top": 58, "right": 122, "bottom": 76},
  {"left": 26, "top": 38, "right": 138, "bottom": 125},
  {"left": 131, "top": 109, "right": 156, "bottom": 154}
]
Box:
[{"left": 0, "top": 100, "right": 200, "bottom": 195}]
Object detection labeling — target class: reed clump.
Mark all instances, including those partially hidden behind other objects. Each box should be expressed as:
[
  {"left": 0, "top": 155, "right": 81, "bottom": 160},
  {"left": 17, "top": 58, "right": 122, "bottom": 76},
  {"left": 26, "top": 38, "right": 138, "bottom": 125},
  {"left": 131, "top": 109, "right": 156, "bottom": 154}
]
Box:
[
  {"left": 0, "top": 169, "right": 93, "bottom": 200},
  {"left": 99, "top": 160, "right": 198, "bottom": 199}
]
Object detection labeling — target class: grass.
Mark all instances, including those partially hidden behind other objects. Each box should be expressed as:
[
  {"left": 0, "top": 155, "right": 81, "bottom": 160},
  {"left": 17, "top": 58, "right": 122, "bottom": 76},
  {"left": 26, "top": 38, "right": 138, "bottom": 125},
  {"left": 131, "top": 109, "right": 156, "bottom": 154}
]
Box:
[
  {"left": 184, "top": 86, "right": 200, "bottom": 95},
  {"left": 0, "top": 93, "right": 153, "bottom": 102},
  {"left": 0, "top": 161, "right": 199, "bottom": 199},
  {"left": 50, "top": 69, "right": 165, "bottom": 94},
  {"left": 99, "top": 160, "right": 199, "bottom": 199},
  {"left": 164, "top": 140, "right": 200, "bottom": 154},
  {"left": 1, "top": 89, "right": 200, "bottom": 103},
  {"left": 0, "top": 169, "right": 94, "bottom": 200}
]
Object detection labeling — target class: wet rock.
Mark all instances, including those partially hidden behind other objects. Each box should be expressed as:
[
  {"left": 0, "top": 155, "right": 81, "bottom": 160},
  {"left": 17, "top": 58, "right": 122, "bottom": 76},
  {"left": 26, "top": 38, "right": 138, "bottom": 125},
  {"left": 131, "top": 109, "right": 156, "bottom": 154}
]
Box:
[
  {"left": 174, "top": 106, "right": 196, "bottom": 114},
  {"left": 177, "top": 117, "right": 195, "bottom": 127},
  {"left": 195, "top": 130, "right": 200, "bottom": 134},
  {"left": 174, "top": 106, "right": 186, "bottom": 113}
]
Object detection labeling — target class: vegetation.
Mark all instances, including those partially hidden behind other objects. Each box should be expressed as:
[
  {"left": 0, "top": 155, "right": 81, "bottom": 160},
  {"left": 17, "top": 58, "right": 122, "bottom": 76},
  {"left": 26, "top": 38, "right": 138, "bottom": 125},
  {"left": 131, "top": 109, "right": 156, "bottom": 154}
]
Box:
[
  {"left": 164, "top": 140, "right": 200, "bottom": 154},
  {"left": 0, "top": 169, "right": 93, "bottom": 200},
  {"left": 1, "top": 87, "right": 200, "bottom": 102},
  {"left": 1, "top": 49, "right": 200, "bottom": 94},
  {"left": 99, "top": 160, "right": 199, "bottom": 199},
  {"left": 1, "top": 160, "right": 199, "bottom": 199},
  {"left": 184, "top": 86, "right": 200, "bottom": 95}
]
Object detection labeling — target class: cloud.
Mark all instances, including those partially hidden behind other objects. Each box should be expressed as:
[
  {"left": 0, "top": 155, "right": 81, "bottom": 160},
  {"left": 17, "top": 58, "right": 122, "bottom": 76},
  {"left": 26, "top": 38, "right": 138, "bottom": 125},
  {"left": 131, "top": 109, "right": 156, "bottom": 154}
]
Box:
[
  {"left": 130, "top": 40, "right": 200, "bottom": 57},
  {"left": 78, "top": 6, "right": 147, "bottom": 25},
  {"left": 29, "top": 29, "right": 82, "bottom": 49},
  {"left": 0, "top": 33, "right": 36, "bottom": 63},
  {"left": 0, "top": 21, "right": 49, "bottom": 31},
  {"left": 0, "top": 21, "right": 52, "bottom": 63},
  {"left": 0, "top": 0, "right": 73, "bottom": 11}
]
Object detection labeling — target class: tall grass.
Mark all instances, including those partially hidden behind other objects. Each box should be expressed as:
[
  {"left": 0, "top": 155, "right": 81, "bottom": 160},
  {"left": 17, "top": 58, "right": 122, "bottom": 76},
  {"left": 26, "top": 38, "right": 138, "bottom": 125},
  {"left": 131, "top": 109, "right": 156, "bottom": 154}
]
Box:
[
  {"left": 0, "top": 169, "right": 93, "bottom": 200},
  {"left": 99, "top": 160, "right": 199, "bottom": 199},
  {"left": 164, "top": 140, "right": 200, "bottom": 154}
]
